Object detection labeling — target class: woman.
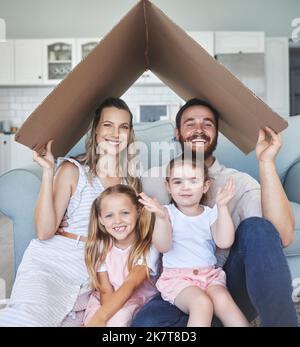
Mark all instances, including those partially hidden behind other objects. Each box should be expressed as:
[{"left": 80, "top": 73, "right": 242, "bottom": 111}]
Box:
[{"left": 0, "top": 97, "right": 140, "bottom": 327}]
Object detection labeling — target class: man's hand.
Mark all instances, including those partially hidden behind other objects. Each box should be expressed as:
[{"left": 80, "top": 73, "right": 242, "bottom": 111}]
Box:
[{"left": 256, "top": 127, "right": 282, "bottom": 163}]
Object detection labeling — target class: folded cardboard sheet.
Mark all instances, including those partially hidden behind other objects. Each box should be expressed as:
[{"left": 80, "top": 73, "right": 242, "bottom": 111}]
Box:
[{"left": 15, "top": 0, "right": 287, "bottom": 157}]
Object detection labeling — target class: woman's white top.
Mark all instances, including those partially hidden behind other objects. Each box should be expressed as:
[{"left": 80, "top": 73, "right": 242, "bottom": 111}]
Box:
[{"left": 56, "top": 157, "right": 105, "bottom": 237}]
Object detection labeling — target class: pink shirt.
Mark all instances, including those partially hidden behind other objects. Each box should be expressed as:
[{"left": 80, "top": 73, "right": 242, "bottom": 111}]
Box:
[{"left": 98, "top": 245, "right": 159, "bottom": 305}]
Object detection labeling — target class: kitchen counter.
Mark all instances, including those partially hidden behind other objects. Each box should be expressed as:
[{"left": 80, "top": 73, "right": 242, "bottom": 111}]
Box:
[{"left": 0, "top": 132, "right": 17, "bottom": 136}]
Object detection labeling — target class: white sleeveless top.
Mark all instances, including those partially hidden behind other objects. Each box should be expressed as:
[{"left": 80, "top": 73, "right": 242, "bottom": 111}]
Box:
[
  {"left": 162, "top": 203, "right": 219, "bottom": 268},
  {"left": 56, "top": 157, "right": 105, "bottom": 237}
]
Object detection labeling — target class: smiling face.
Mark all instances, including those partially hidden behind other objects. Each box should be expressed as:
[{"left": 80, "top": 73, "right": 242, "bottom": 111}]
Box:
[
  {"left": 99, "top": 193, "right": 139, "bottom": 248},
  {"left": 176, "top": 105, "right": 218, "bottom": 161},
  {"left": 166, "top": 162, "right": 210, "bottom": 209},
  {"left": 96, "top": 106, "right": 131, "bottom": 156}
]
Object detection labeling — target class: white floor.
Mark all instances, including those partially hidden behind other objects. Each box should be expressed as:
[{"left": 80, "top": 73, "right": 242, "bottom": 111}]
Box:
[{"left": 0, "top": 213, "right": 14, "bottom": 299}]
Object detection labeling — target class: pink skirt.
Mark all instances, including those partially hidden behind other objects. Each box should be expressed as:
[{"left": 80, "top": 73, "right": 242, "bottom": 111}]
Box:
[{"left": 156, "top": 266, "right": 227, "bottom": 304}]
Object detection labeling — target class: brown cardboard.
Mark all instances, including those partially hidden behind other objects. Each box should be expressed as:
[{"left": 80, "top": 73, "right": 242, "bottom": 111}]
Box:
[{"left": 15, "top": 0, "right": 288, "bottom": 156}]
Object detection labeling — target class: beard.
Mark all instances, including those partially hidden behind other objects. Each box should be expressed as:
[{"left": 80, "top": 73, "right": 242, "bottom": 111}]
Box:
[{"left": 179, "top": 132, "right": 218, "bottom": 160}]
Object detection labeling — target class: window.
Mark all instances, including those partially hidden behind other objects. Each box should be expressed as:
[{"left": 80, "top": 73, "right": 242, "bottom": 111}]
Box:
[{"left": 139, "top": 105, "right": 168, "bottom": 122}]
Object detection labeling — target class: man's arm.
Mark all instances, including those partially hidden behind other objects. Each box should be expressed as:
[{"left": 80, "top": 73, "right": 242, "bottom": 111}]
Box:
[{"left": 256, "top": 127, "right": 295, "bottom": 247}]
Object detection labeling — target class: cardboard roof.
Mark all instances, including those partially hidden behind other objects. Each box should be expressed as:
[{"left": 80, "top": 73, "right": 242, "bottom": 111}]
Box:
[{"left": 15, "top": 0, "right": 288, "bottom": 156}]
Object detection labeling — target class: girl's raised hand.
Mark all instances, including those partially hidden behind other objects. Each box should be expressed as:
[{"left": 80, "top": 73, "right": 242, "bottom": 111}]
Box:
[
  {"left": 138, "top": 192, "right": 167, "bottom": 219},
  {"left": 32, "top": 140, "right": 55, "bottom": 170},
  {"left": 215, "top": 177, "right": 235, "bottom": 207}
]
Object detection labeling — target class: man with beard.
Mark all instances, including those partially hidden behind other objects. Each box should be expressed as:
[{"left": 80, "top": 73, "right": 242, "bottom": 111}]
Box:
[{"left": 134, "top": 98, "right": 298, "bottom": 327}]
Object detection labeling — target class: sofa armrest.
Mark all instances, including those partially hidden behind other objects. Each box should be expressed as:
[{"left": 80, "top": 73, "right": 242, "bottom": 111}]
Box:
[
  {"left": 284, "top": 160, "right": 300, "bottom": 204},
  {"left": 0, "top": 164, "right": 42, "bottom": 275}
]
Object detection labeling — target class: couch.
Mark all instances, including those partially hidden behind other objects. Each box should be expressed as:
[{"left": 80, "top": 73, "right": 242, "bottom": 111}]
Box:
[{"left": 0, "top": 118, "right": 300, "bottom": 283}]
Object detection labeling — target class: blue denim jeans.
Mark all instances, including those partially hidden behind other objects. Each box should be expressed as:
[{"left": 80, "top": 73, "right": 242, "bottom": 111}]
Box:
[{"left": 132, "top": 217, "right": 299, "bottom": 327}]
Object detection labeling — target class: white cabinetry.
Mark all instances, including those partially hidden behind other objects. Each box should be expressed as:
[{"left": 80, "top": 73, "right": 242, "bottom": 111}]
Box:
[
  {"left": 75, "top": 38, "right": 100, "bottom": 65},
  {"left": 0, "top": 135, "right": 33, "bottom": 175},
  {"left": 265, "top": 37, "right": 289, "bottom": 117},
  {"left": 15, "top": 39, "right": 44, "bottom": 84},
  {"left": 0, "top": 40, "right": 14, "bottom": 85},
  {"left": 0, "top": 134, "right": 11, "bottom": 175},
  {"left": 215, "top": 31, "right": 265, "bottom": 54},
  {"left": 43, "top": 39, "right": 76, "bottom": 84},
  {"left": 216, "top": 53, "right": 266, "bottom": 101},
  {"left": 10, "top": 135, "right": 33, "bottom": 169},
  {"left": 188, "top": 31, "right": 214, "bottom": 56}
]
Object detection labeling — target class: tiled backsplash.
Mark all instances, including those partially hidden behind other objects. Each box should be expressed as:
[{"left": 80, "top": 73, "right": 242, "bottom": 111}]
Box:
[
  {"left": 0, "top": 87, "right": 54, "bottom": 127},
  {"left": 0, "top": 85, "right": 183, "bottom": 127}
]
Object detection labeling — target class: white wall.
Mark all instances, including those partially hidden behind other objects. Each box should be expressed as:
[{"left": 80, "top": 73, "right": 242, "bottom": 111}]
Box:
[{"left": 0, "top": 0, "right": 299, "bottom": 39}]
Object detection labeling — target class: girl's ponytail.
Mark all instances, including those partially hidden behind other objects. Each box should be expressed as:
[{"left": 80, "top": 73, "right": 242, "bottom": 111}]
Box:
[
  {"left": 85, "top": 198, "right": 111, "bottom": 292},
  {"left": 128, "top": 203, "right": 154, "bottom": 278}
]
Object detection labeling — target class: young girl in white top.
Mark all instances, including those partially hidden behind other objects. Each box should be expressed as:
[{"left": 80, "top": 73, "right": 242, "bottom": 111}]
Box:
[
  {"left": 83, "top": 184, "right": 159, "bottom": 327},
  {"left": 139, "top": 154, "right": 249, "bottom": 327}
]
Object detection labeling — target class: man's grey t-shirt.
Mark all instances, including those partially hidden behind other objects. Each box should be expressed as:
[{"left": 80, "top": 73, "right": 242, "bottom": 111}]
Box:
[{"left": 141, "top": 158, "right": 262, "bottom": 266}]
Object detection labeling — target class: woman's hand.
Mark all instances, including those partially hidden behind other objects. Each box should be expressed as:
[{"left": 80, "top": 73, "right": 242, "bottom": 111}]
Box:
[
  {"left": 215, "top": 177, "right": 235, "bottom": 207},
  {"left": 255, "top": 127, "right": 282, "bottom": 163},
  {"left": 138, "top": 192, "right": 167, "bottom": 219},
  {"left": 55, "top": 213, "right": 69, "bottom": 235},
  {"left": 32, "top": 140, "right": 55, "bottom": 170}
]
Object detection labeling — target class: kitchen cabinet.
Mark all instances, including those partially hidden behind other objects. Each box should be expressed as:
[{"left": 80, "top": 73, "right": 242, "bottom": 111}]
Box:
[
  {"left": 265, "top": 37, "right": 289, "bottom": 117},
  {"left": 188, "top": 31, "right": 214, "bottom": 56},
  {"left": 0, "top": 134, "right": 33, "bottom": 175},
  {"left": 43, "top": 39, "right": 76, "bottom": 84},
  {"left": 10, "top": 135, "right": 33, "bottom": 170},
  {"left": 216, "top": 52, "right": 266, "bottom": 102},
  {"left": 15, "top": 39, "right": 44, "bottom": 84},
  {"left": 215, "top": 31, "right": 265, "bottom": 54},
  {"left": 0, "top": 134, "right": 11, "bottom": 174},
  {"left": 0, "top": 40, "right": 14, "bottom": 85},
  {"left": 75, "top": 38, "right": 101, "bottom": 65}
]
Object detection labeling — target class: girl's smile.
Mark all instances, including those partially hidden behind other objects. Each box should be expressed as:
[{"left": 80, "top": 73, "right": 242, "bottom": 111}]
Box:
[{"left": 99, "top": 193, "right": 138, "bottom": 248}]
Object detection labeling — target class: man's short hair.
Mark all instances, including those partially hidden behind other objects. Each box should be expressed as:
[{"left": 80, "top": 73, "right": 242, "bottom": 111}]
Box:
[{"left": 175, "top": 98, "right": 220, "bottom": 131}]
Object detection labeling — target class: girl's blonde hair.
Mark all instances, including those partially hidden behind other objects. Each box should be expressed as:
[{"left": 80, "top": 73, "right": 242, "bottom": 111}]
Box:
[
  {"left": 76, "top": 97, "right": 141, "bottom": 193},
  {"left": 85, "top": 184, "right": 154, "bottom": 292}
]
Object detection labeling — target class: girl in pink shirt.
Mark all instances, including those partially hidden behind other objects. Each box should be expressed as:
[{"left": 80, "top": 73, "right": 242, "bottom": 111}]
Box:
[{"left": 83, "top": 184, "right": 159, "bottom": 327}]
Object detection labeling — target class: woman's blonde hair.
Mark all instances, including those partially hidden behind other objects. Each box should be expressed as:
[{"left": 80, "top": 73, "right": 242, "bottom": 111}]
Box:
[
  {"left": 85, "top": 184, "right": 154, "bottom": 292},
  {"left": 76, "top": 97, "right": 141, "bottom": 193}
]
